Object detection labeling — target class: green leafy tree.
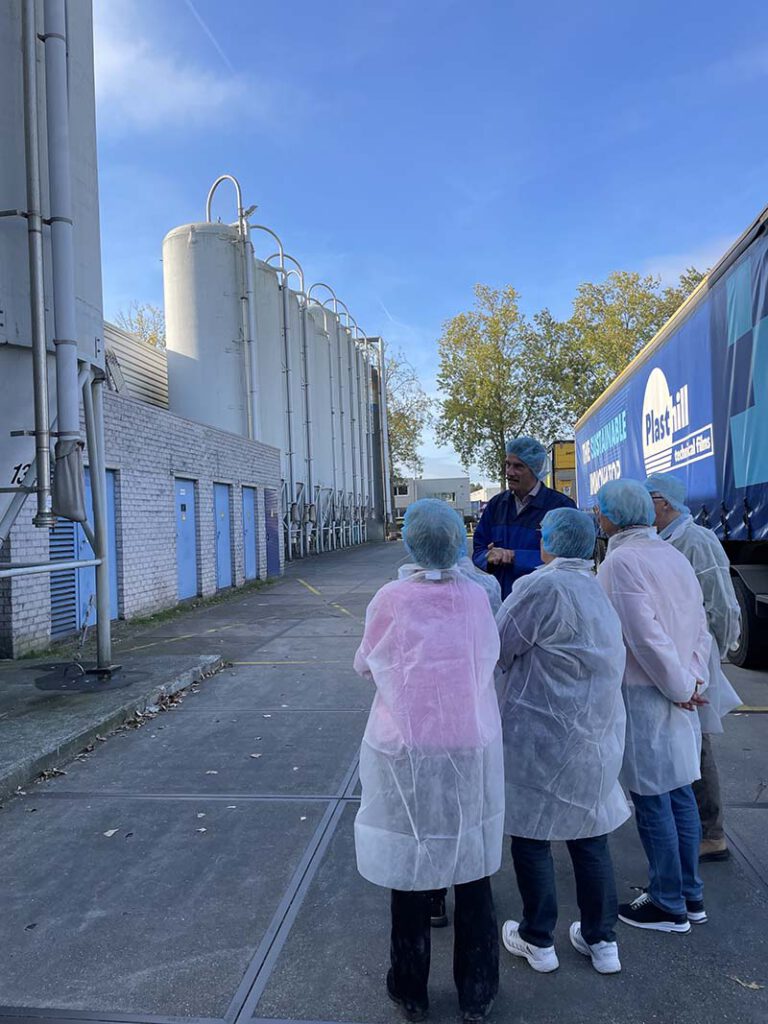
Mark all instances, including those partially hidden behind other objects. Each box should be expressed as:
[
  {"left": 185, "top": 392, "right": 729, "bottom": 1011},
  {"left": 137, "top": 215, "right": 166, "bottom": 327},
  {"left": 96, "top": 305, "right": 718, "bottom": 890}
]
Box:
[
  {"left": 558, "top": 267, "right": 706, "bottom": 421},
  {"left": 435, "top": 285, "right": 563, "bottom": 486},
  {"left": 115, "top": 301, "right": 166, "bottom": 348},
  {"left": 385, "top": 349, "right": 433, "bottom": 477}
]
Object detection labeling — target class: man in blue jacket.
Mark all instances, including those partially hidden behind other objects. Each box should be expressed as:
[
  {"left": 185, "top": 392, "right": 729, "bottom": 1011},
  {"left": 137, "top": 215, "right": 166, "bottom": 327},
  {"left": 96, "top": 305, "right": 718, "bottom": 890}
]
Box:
[{"left": 473, "top": 437, "right": 576, "bottom": 601}]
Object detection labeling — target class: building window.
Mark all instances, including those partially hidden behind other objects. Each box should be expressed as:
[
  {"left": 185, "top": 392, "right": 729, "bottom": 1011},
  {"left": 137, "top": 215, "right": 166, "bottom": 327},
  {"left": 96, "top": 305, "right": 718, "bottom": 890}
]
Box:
[
  {"left": 434, "top": 492, "right": 456, "bottom": 503},
  {"left": 394, "top": 484, "right": 409, "bottom": 496}
]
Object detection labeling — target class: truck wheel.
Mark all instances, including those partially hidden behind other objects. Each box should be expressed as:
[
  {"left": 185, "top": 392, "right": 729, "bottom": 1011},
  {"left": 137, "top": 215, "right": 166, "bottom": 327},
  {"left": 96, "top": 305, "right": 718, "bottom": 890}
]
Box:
[{"left": 729, "top": 576, "right": 768, "bottom": 669}]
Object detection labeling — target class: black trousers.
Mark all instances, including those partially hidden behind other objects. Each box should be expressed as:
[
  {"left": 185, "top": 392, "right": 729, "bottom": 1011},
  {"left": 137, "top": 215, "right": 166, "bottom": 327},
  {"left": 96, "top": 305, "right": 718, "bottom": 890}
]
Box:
[
  {"left": 510, "top": 834, "right": 618, "bottom": 947},
  {"left": 390, "top": 877, "right": 499, "bottom": 1015}
]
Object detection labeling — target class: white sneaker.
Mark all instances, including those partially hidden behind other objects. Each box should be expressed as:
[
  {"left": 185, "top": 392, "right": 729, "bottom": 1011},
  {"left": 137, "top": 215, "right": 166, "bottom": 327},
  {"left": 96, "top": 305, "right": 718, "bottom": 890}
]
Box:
[
  {"left": 569, "top": 922, "right": 621, "bottom": 974},
  {"left": 502, "top": 920, "right": 559, "bottom": 973}
]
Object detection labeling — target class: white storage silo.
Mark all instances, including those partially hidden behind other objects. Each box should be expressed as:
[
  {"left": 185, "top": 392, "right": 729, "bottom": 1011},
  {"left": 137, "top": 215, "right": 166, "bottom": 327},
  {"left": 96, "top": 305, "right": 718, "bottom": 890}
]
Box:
[
  {"left": 163, "top": 223, "right": 248, "bottom": 436},
  {"left": 252, "top": 258, "right": 286, "bottom": 463},
  {"left": 307, "top": 306, "right": 335, "bottom": 494}
]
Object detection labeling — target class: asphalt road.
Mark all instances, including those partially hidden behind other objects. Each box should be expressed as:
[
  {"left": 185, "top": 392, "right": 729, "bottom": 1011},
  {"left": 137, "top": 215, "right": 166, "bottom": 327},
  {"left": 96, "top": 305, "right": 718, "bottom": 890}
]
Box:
[{"left": 0, "top": 541, "right": 765, "bottom": 1024}]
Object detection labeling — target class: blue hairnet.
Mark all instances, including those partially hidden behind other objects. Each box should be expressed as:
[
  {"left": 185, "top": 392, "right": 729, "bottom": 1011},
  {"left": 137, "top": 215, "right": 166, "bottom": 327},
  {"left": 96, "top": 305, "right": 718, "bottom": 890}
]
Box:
[
  {"left": 540, "top": 508, "right": 597, "bottom": 560},
  {"left": 643, "top": 474, "right": 690, "bottom": 514},
  {"left": 505, "top": 436, "right": 547, "bottom": 478},
  {"left": 402, "top": 499, "right": 465, "bottom": 569},
  {"left": 596, "top": 479, "right": 655, "bottom": 528}
]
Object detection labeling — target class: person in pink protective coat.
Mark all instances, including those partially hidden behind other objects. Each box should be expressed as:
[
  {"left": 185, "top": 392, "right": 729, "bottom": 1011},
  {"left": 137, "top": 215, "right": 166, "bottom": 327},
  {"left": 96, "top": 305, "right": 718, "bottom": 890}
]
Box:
[{"left": 354, "top": 499, "right": 504, "bottom": 1024}]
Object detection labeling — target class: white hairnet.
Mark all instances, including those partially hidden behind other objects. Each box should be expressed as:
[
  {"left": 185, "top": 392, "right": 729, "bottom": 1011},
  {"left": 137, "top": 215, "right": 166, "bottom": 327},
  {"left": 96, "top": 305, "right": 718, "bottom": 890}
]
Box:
[
  {"left": 496, "top": 559, "right": 629, "bottom": 839},
  {"left": 402, "top": 498, "right": 464, "bottom": 569},
  {"left": 505, "top": 436, "right": 547, "bottom": 478},
  {"left": 354, "top": 574, "right": 504, "bottom": 889},
  {"left": 597, "top": 479, "right": 655, "bottom": 528},
  {"left": 644, "top": 473, "right": 690, "bottom": 514},
  {"left": 541, "top": 508, "right": 596, "bottom": 560}
]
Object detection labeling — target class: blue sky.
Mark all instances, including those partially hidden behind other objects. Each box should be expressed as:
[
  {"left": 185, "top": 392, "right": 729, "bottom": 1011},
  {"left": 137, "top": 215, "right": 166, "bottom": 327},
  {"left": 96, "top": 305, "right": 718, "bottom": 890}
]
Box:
[{"left": 94, "top": 0, "right": 768, "bottom": 482}]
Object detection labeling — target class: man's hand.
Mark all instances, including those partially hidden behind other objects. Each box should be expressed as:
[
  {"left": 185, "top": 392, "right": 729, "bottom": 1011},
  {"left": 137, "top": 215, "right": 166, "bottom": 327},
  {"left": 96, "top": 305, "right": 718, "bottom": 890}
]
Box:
[
  {"left": 487, "top": 543, "right": 515, "bottom": 567},
  {"left": 675, "top": 683, "right": 709, "bottom": 712}
]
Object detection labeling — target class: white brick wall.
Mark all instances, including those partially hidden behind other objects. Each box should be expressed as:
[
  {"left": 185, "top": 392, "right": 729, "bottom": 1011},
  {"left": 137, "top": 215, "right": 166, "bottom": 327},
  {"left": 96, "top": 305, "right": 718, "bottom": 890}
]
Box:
[{"left": 0, "top": 390, "right": 283, "bottom": 653}]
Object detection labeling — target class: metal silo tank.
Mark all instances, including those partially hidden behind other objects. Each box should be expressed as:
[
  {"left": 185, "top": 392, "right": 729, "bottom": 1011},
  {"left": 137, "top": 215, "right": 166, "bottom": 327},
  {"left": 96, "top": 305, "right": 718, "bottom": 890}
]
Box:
[
  {"left": 252, "top": 258, "right": 286, "bottom": 463},
  {"left": 307, "top": 307, "right": 334, "bottom": 492},
  {"left": 163, "top": 222, "right": 248, "bottom": 436}
]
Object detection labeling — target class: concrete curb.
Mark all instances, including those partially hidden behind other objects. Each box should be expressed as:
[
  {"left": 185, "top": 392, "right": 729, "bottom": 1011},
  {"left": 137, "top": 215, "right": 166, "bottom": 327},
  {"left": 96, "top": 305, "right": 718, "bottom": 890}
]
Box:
[{"left": 0, "top": 654, "right": 224, "bottom": 803}]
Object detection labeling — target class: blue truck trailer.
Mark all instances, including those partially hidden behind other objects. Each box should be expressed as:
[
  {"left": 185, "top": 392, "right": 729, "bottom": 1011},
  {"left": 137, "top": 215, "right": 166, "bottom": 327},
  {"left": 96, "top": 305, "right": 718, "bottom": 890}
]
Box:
[{"left": 575, "top": 206, "right": 768, "bottom": 667}]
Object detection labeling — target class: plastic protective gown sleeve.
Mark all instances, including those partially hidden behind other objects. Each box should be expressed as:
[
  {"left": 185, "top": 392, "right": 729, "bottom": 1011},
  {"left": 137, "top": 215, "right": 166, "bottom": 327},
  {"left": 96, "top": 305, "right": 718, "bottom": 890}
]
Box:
[
  {"left": 666, "top": 518, "right": 742, "bottom": 732},
  {"left": 353, "top": 574, "right": 504, "bottom": 891},
  {"left": 495, "top": 560, "right": 630, "bottom": 841},
  {"left": 457, "top": 557, "right": 503, "bottom": 615},
  {"left": 599, "top": 555, "right": 708, "bottom": 704}
]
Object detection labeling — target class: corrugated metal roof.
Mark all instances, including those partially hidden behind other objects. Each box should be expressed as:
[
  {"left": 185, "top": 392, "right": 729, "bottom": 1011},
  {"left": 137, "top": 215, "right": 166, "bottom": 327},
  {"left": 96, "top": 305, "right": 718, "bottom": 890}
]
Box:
[{"left": 104, "top": 322, "right": 169, "bottom": 409}]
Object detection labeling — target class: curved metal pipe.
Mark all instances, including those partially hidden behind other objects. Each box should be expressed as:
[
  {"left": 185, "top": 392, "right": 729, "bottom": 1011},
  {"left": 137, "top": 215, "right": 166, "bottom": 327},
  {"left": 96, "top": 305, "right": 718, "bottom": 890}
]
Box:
[
  {"left": 204, "top": 173, "right": 258, "bottom": 439},
  {"left": 250, "top": 225, "right": 285, "bottom": 269},
  {"left": 205, "top": 174, "right": 244, "bottom": 223},
  {"left": 307, "top": 282, "right": 339, "bottom": 314},
  {"left": 266, "top": 252, "right": 305, "bottom": 295}
]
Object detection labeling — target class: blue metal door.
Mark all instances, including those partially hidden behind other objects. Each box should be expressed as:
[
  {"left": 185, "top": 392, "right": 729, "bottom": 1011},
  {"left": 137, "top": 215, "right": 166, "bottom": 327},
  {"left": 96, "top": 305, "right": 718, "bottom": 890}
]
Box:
[
  {"left": 175, "top": 478, "right": 198, "bottom": 600},
  {"left": 214, "top": 483, "right": 233, "bottom": 589},
  {"left": 264, "top": 487, "right": 281, "bottom": 577},
  {"left": 242, "top": 486, "right": 258, "bottom": 580},
  {"left": 76, "top": 468, "right": 118, "bottom": 630}
]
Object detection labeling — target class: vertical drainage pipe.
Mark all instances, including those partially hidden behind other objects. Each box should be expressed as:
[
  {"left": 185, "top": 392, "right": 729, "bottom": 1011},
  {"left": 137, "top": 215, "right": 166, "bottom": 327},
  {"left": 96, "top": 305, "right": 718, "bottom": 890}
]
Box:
[
  {"left": 22, "top": 0, "right": 54, "bottom": 528},
  {"left": 377, "top": 340, "right": 394, "bottom": 529},
  {"left": 43, "top": 0, "right": 80, "bottom": 444},
  {"left": 345, "top": 328, "right": 359, "bottom": 543},
  {"left": 82, "top": 373, "right": 112, "bottom": 669},
  {"left": 364, "top": 345, "right": 376, "bottom": 533},
  {"left": 335, "top": 320, "right": 348, "bottom": 545},
  {"left": 354, "top": 342, "right": 367, "bottom": 540}
]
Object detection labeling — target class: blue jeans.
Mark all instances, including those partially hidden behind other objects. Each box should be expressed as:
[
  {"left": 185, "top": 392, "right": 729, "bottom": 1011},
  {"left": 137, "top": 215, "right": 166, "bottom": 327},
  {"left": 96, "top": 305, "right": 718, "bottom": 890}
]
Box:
[
  {"left": 510, "top": 835, "right": 618, "bottom": 947},
  {"left": 630, "top": 785, "right": 703, "bottom": 915}
]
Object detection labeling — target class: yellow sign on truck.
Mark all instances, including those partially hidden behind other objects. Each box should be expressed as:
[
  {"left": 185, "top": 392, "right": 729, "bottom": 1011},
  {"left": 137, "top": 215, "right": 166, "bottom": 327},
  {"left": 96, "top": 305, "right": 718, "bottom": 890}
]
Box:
[{"left": 545, "top": 440, "right": 576, "bottom": 499}]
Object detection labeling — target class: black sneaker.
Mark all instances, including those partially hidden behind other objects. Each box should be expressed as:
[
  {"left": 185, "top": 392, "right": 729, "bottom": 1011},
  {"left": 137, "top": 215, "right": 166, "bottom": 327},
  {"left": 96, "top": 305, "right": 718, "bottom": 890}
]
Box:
[
  {"left": 618, "top": 892, "right": 691, "bottom": 933},
  {"left": 686, "top": 899, "right": 707, "bottom": 925},
  {"left": 386, "top": 970, "right": 428, "bottom": 1023},
  {"left": 429, "top": 892, "right": 449, "bottom": 928}
]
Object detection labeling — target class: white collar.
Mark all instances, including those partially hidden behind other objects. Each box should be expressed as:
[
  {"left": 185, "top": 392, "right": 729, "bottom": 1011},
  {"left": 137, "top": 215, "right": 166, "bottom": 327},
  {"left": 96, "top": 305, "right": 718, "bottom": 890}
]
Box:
[{"left": 606, "top": 526, "right": 659, "bottom": 553}]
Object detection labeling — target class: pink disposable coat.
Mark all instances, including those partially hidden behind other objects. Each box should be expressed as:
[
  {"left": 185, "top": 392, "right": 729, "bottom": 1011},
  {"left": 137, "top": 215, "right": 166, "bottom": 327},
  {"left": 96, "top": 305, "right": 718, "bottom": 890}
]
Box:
[{"left": 353, "top": 570, "right": 504, "bottom": 891}]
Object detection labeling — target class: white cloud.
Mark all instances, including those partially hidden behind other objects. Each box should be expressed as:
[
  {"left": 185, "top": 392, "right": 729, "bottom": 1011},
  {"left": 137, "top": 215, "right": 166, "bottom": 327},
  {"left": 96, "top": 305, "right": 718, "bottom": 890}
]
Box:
[{"left": 92, "top": 0, "right": 277, "bottom": 134}]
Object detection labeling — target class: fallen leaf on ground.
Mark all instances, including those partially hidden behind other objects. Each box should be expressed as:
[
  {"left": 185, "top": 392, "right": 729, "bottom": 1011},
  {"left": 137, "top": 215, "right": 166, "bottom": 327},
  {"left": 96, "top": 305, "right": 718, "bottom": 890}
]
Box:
[
  {"left": 196, "top": 827, "right": 207, "bottom": 833},
  {"left": 250, "top": 753, "right": 262, "bottom": 759},
  {"left": 103, "top": 829, "right": 119, "bottom": 838},
  {"left": 205, "top": 770, "right": 218, "bottom": 775},
  {"left": 196, "top": 813, "right": 205, "bottom": 818},
  {"left": 729, "top": 977, "right": 764, "bottom": 991}
]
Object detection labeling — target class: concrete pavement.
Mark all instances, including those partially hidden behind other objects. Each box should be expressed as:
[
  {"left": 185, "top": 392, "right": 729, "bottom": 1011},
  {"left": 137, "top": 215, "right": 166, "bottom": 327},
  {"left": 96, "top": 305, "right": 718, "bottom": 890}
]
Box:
[{"left": 0, "top": 541, "right": 766, "bottom": 1024}]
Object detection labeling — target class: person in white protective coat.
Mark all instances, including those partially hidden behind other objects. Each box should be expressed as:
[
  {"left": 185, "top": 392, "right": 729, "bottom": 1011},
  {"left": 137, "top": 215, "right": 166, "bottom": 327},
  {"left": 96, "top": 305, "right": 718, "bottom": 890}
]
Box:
[
  {"left": 496, "top": 507, "right": 629, "bottom": 976},
  {"left": 596, "top": 479, "right": 712, "bottom": 935},
  {"left": 645, "top": 474, "right": 742, "bottom": 863},
  {"left": 354, "top": 498, "right": 504, "bottom": 1024},
  {"left": 456, "top": 523, "right": 503, "bottom": 614}
]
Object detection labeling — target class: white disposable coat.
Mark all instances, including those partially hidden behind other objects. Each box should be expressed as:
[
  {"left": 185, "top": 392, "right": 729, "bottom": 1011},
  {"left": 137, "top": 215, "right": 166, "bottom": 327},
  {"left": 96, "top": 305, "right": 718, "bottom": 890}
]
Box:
[
  {"left": 354, "top": 570, "right": 504, "bottom": 891},
  {"left": 496, "top": 558, "right": 630, "bottom": 840},
  {"left": 661, "top": 515, "right": 742, "bottom": 734},
  {"left": 598, "top": 528, "right": 712, "bottom": 796},
  {"left": 457, "top": 556, "right": 503, "bottom": 614}
]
